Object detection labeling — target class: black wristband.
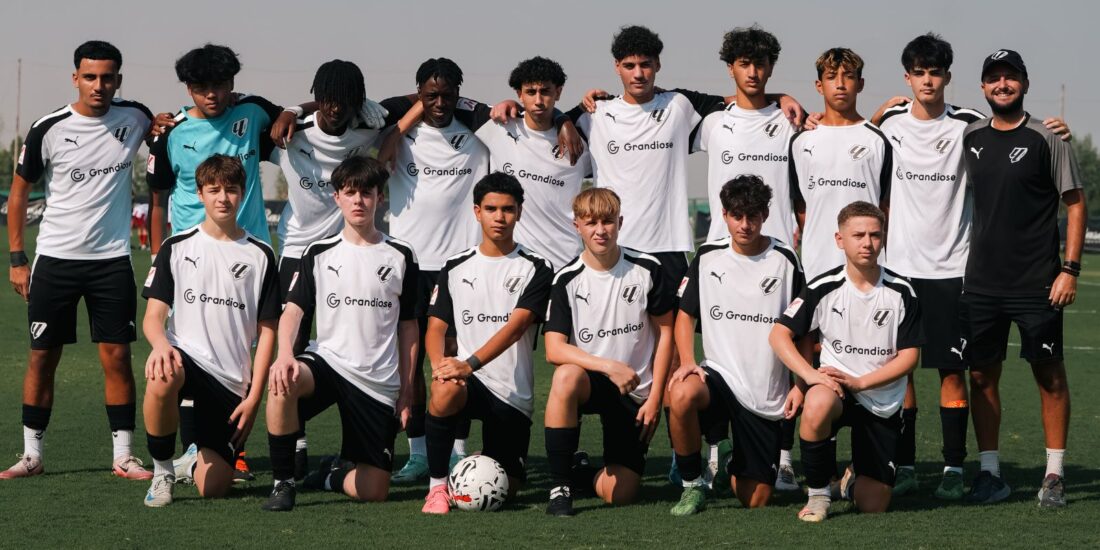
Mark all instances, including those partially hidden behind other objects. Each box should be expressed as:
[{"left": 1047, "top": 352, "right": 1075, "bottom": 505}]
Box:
[
  {"left": 465, "top": 354, "right": 483, "bottom": 372},
  {"left": 1064, "top": 260, "right": 1082, "bottom": 271},
  {"left": 1062, "top": 266, "right": 1080, "bottom": 277},
  {"left": 10, "top": 251, "right": 28, "bottom": 267}
]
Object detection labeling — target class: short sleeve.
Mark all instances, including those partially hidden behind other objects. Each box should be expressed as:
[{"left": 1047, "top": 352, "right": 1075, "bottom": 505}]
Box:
[
  {"left": 515, "top": 259, "right": 554, "bottom": 321},
  {"left": 380, "top": 96, "right": 415, "bottom": 128},
  {"left": 787, "top": 134, "right": 804, "bottom": 205},
  {"left": 896, "top": 289, "right": 925, "bottom": 350},
  {"left": 15, "top": 123, "right": 49, "bottom": 183},
  {"left": 879, "top": 137, "right": 893, "bottom": 204},
  {"left": 672, "top": 89, "right": 725, "bottom": 119},
  {"left": 778, "top": 285, "right": 820, "bottom": 338},
  {"left": 427, "top": 266, "right": 455, "bottom": 326},
  {"left": 1049, "top": 134, "right": 1083, "bottom": 195},
  {"left": 287, "top": 248, "right": 317, "bottom": 310},
  {"left": 257, "top": 252, "right": 282, "bottom": 322},
  {"left": 142, "top": 241, "right": 175, "bottom": 304},
  {"left": 691, "top": 112, "right": 719, "bottom": 154},
  {"left": 146, "top": 131, "right": 176, "bottom": 191},
  {"left": 677, "top": 255, "right": 701, "bottom": 318},
  {"left": 542, "top": 277, "right": 575, "bottom": 336},
  {"left": 237, "top": 94, "right": 283, "bottom": 127},
  {"left": 645, "top": 262, "right": 674, "bottom": 316},
  {"left": 453, "top": 99, "right": 492, "bottom": 132},
  {"left": 399, "top": 251, "right": 420, "bottom": 321}
]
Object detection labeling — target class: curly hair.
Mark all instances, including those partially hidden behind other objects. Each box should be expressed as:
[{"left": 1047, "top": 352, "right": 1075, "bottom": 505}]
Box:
[
  {"left": 415, "top": 57, "right": 464, "bottom": 87},
  {"left": 175, "top": 44, "right": 241, "bottom": 85},
  {"left": 508, "top": 56, "right": 567, "bottom": 90},
  {"left": 611, "top": 25, "right": 663, "bottom": 61},
  {"left": 815, "top": 47, "right": 864, "bottom": 79},
  {"left": 901, "top": 33, "right": 953, "bottom": 72},
  {"left": 719, "top": 25, "right": 781, "bottom": 65},
  {"left": 719, "top": 175, "right": 772, "bottom": 218}
]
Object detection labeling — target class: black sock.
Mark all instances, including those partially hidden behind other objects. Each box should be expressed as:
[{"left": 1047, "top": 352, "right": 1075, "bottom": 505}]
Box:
[
  {"left": 425, "top": 413, "right": 459, "bottom": 479},
  {"left": 898, "top": 407, "right": 917, "bottom": 466},
  {"left": 940, "top": 406, "right": 969, "bottom": 468},
  {"left": 328, "top": 461, "right": 354, "bottom": 495},
  {"left": 22, "top": 404, "right": 51, "bottom": 431},
  {"left": 179, "top": 402, "right": 196, "bottom": 448},
  {"left": 676, "top": 452, "right": 703, "bottom": 483},
  {"left": 105, "top": 403, "right": 136, "bottom": 432},
  {"left": 407, "top": 406, "right": 427, "bottom": 439},
  {"left": 268, "top": 433, "right": 297, "bottom": 482},
  {"left": 780, "top": 417, "right": 796, "bottom": 451},
  {"left": 147, "top": 432, "right": 176, "bottom": 462},
  {"left": 800, "top": 437, "right": 836, "bottom": 489},
  {"left": 545, "top": 427, "right": 580, "bottom": 488},
  {"left": 455, "top": 417, "right": 472, "bottom": 440}
]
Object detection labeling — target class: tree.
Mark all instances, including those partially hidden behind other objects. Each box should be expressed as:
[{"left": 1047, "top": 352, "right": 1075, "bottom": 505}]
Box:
[{"left": 1071, "top": 134, "right": 1100, "bottom": 217}]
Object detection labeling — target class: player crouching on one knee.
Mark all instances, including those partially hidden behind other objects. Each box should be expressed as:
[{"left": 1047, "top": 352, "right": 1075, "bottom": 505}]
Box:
[
  {"left": 141, "top": 155, "right": 280, "bottom": 507},
  {"left": 769, "top": 201, "right": 923, "bottom": 522},
  {"left": 542, "top": 188, "right": 675, "bottom": 517}
]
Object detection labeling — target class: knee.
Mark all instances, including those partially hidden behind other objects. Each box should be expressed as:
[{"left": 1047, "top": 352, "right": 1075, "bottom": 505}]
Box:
[
  {"left": 354, "top": 489, "right": 388, "bottom": 503},
  {"left": 428, "top": 381, "right": 464, "bottom": 416},
  {"left": 800, "top": 389, "right": 837, "bottom": 430},
  {"left": 27, "top": 350, "right": 59, "bottom": 374},
  {"left": 1033, "top": 368, "right": 1069, "bottom": 396},
  {"left": 144, "top": 377, "right": 180, "bottom": 401},
  {"left": 100, "top": 344, "right": 132, "bottom": 369},
  {"left": 968, "top": 368, "right": 998, "bottom": 389},
  {"left": 550, "top": 365, "right": 585, "bottom": 399},
  {"left": 668, "top": 380, "right": 703, "bottom": 414}
]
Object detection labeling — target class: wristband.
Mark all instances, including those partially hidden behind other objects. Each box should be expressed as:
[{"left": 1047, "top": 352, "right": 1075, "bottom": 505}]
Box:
[
  {"left": 283, "top": 105, "right": 304, "bottom": 117},
  {"left": 1062, "top": 266, "right": 1080, "bottom": 277},
  {"left": 1063, "top": 260, "right": 1081, "bottom": 271},
  {"left": 465, "top": 354, "right": 483, "bottom": 372},
  {"left": 10, "top": 251, "right": 28, "bottom": 267}
]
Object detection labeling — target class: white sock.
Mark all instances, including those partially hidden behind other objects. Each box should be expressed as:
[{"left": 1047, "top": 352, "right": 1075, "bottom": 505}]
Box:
[
  {"left": 979, "top": 450, "right": 1001, "bottom": 478},
  {"left": 430, "top": 477, "right": 448, "bottom": 489},
  {"left": 808, "top": 486, "right": 831, "bottom": 498},
  {"left": 409, "top": 436, "right": 426, "bottom": 456},
  {"left": 111, "top": 430, "right": 133, "bottom": 461},
  {"left": 682, "top": 477, "right": 705, "bottom": 488},
  {"left": 944, "top": 466, "right": 963, "bottom": 475},
  {"left": 274, "top": 479, "right": 294, "bottom": 487},
  {"left": 1045, "top": 448, "right": 1065, "bottom": 478},
  {"left": 23, "top": 426, "right": 44, "bottom": 458},
  {"left": 780, "top": 449, "right": 792, "bottom": 468},
  {"left": 707, "top": 444, "right": 719, "bottom": 464},
  {"left": 295, "top": 437, "right": 308, "bottom": 451},
  {"left": 153, "top": 458, "right": 173, "bottom": 477},
  {"left": 452, "top": 439, "right": 467, "bottom": 457},
  {"left": 899, "top": 465, "right": 915, "bottom": 472},
  {"left": 323, "top": 473, "right": 333, "bottom": 491}
]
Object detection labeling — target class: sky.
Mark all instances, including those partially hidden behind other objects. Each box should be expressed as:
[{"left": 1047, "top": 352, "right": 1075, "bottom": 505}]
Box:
[{"left": 2, "top": 0, "right": 1097, "bottom": 198}]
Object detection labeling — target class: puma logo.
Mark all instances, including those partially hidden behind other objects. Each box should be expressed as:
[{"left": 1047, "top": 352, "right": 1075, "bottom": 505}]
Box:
[
  {"left": 1042, "top": 342, "right": 1054, "bottom": 353},
  {"left": 831, "top": 307, "right": 844, "bottom": 318},
  {"left": 327, "top": 265, "right": 342, "bottom": 277},
  {"left": 506, "top": 131, "right": 520, "bottom": 143},
  {"left": 950, "top": 338, "right": 967, "bottom": 360},
  {"left": 462, "top": 277, "right": 477, "bottom": 290},
  {"left": 299, "top": 148, "right": 312, "bottom": 157},
  {"left": 722, "top": 124, "right": 735, "bottom": 134},
  {"left": 710, "top": 271, "right": 725, "bottom": 284},
  {"left": 64, "top": 136, "right": 80, "bottom": 147},
  {"left": 182, "top": 143, "right": 197, "bottom": 151},
  {"left": 890, "top": 135, "right": 903, "bottom": 147},
  {"left": 970, "top": 146, "right": 983, "bottom": 159},
  {"left": 575, "top": 292, "right": 590, "bottom": 304},
  {"left": 803, "top": 146, "right": 814, "bottom": 156},
  {"left": 183, "top": 256, "right": 198, "bottom": 267},
  {"left": 405, "top": 134, "right": 416, "bottom": 144},
  {"left": 604, "top": 113, "right": 617, "bottom": 123}
]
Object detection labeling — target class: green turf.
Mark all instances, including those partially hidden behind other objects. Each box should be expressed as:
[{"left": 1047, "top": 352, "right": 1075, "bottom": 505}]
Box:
[{"left": 1, "top": 227, "right": 1098, "bottom": 548}]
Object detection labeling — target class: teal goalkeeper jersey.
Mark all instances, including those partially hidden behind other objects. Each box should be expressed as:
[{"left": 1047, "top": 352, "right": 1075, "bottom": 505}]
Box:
[{"left": 147, "top": 95, "right": 282, "bottom": 242}]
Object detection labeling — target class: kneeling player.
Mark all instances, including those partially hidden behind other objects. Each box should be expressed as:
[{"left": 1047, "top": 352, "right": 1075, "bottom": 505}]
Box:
[
  {"left": 769, "top": 201, "right": 922, "bottom": 521},
  {"left": 141, "top": 155, "right": 280, "bottom": 507},
  {"left": 262, "top": 157, "right": 418, "bottom": 511},
  {"left": 420, "top": 173, "right": 553, "bottom": 514},
  {"left": 667, "top": 175, "right": 807, "bottom": 515},
  {"left": 543, "top": 188, "right": 675, "bottom": 516}
]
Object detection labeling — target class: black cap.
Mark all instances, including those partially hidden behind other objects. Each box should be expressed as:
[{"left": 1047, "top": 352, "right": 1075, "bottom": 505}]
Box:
[{"left": 981, "top": 49, "right": 1027, "bottom": 79}]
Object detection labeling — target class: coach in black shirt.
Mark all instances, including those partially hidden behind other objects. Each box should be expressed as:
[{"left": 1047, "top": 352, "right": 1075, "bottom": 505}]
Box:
[{"left": 960, "top": 49, "right": 1086, "bottom": 508}]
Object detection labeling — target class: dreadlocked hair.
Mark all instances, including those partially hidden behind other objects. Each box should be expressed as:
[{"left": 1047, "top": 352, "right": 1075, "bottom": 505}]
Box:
[
  {"left": 415, "top": 58, "right": 464, "bottom": 87},
  {"left": 311, "top": 60, "right": 366, "bottom": 112}
]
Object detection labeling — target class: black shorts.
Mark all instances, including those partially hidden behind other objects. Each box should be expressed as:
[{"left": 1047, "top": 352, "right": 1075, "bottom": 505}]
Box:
[
  {"left": 279, "top": 256, "right": 312, "bottom": 355},
  {"left": 176, "top": 349, "right": 241, "bottom": 465},
  {"left": 456, "top": 375, "right": 532, "bottom": 481},
  {"left": 650, "top": 251, "right": 689, "bottom": 308},
  {"left": 830, "top": 396, "right": 902, "bottom": 486},
  {"left": 698, "top": 367, "right": 782, "bottom": 485},
  {"left": 959, "top": 291, "right": 1063, "bottom": 366},
  {"left": 27, "top": 255, "right": 136, "bottom": 349},
  {"left": 909, "top": 277, "right": 966, "bottom": 370},
  {"left": 297, "top": 352, "right": 398, "bottom": 470},
  {"left": 579, "top": 371, "right": 648, "bottom": 475}
]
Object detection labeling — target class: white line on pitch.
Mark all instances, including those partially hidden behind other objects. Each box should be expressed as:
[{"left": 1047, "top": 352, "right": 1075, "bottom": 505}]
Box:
[{"left": 1008, "top": 343, "right": 1100, "bottom": 351}]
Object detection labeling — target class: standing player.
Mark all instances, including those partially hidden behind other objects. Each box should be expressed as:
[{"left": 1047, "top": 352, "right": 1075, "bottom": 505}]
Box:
[
  {"left": 262, "top": 157, "right": 418, "bottom": 511},
  {"left": 789, "top": 48, "right": 892, "bottom": 281},
  {"left": 542, "top": 188, "right": 675, "bottom": 516},
  {"left": 667, "top": 175, "right": 807, "bottom": 516},
  {"left": 2, "top": 41, "right": 153, "bottom": 481},
  {"left": 960, "top": 50, "right": 1085, "bottom": 508},
  {"left": 420, "top": 173, "right": 554, "bottom": 514},
  {"left": 140, "top": 155, "right": 279, "bottom": 506},
  {"left": 770, "top": 201, "right": 923, "bottom": 522}
]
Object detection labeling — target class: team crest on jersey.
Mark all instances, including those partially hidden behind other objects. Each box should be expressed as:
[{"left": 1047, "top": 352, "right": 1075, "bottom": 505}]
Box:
[
  {"left": 456, "top": 98, "right": 478, "bottom": 111},
  {"left": 231, "top": 118, "right": 248, "bottom": 138},
  {"left": 763, "top": 123, "right": 781, "bottom": 139},
  {"left": 649, "top": 109, "right": 667, "bottom": 123},
  {"left": 504, "top": 275, "right": 526, "bottom": 295},
  {"left": 551, "top": 144, "right": 564, "bottom": 160},
  {"left": 1009, "top": 147, "right": 1028, "bottom": 163},
  {"left": 229, "top": 262, "right": 252, "bottom": 280},
  {"left": 449, "top": 133, "right": 470, "bottom": 150},
  {"left": 144, "top": 267, "right": 157, "bottom": 287},
  {"left": 345, "top": 146, "right": 363, "bottom": 159},
  {"left": 377, "top": 265, "right": 395, "bottom": 283},
  {"left": 30, "top": 322, "right": 47, "bottom": 340},
  {"left": 872, "top": 308, "right": 893, "bottom": 327},
  {"left": 621, "top": 284, "right": 641, "bottom": 304},
  {"left": 783, "top": 298, "right": 803, "bottom": 317},
  {"left": 848, "top": 145, "right": 869, "bottom": 160},
  {"left": 759, "top": 276, "right": 781, "bottom": 295},
  {"left": 934, "top": 138, "right": 954, "bottom": 155},
  {"left": 112, "top": 125, "right": 132, "bottom": 144}
]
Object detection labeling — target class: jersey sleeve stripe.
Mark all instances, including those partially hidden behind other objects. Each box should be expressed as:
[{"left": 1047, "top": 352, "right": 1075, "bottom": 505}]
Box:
[
  {"left": 621, "top": 247, "right": 663, "bottom": 268},
  {"left": 877, "top": 101, "right": 911, "bottom": 126},
  {"left": 551, "top": 258, "right": 586, "bottom": 285},
  {"left": 30, "top": 105, "right": 72, "bottom": 129},
  {"left": 301, "top": 234, "right": 343, "bottom": 259},
  {"left": 807, "top": 265, "right": 846, "bottom": 289},
  {"left": 947, "top": 105, "right": 986, "bottom": 123},
  {"left": 111, "top": 99, "right": 154, "bottom": 121},
  {"left": 882, "top": 268, "right": 917, "bottom": 297},
  {"left": 383, "top": 235, "right": 420, "bottom": 264},
  {"left": 441, "top": 247, "right": 478, "bottom": 270},
  {"left": 771, "top": 240, "right": 804, "bottom": 271}
]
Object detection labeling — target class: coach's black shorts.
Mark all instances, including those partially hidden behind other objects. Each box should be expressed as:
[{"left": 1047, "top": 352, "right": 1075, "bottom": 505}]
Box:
[
  {"left": 830, "top": 395, "right": 902, "bottom": 487},
  {"left": 455, "top": 375, "right": 532, "bottom": 481},
  {"left": 909, "top": 277, "right": 966, "bottom": 370},
  {"left": 176, "top": 348, "right": 241, "bottom": 465},
  {"left": 579, "top": 371, "right": 649, "bottom": 475},
  {"left": 27, "top": 255, "right": 136, "bottom": 349},
  {"left": 698, "top": 366, "right": 782, "bottom": 485},
  {"left": 959, "top": 291, "right": 1063, "bottom": 366},
  {"left": 649, "top": 251, "right": 689, "bottom": 308},
  {"left": 279, "top": 256, "right": 312, "bottom": 354},
  {"left": 297, "top": 352, "right": 398, "bottom": 471}
]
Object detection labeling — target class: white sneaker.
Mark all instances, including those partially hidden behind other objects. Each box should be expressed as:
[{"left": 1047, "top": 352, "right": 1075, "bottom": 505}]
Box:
[
  {"left": 144, "top": 474, "right": 175, "bottom": 507},
  {"left": 173, "top": 443, "right": 199, "bottom": 485},
  {"left": 775, "top": 464, "right": 800, "bottom": 491}
]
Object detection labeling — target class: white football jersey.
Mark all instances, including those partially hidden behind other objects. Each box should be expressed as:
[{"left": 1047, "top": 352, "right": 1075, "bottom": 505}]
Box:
[
  {"left": 779, "top": 266, "right": 923, "bottom": 417},
  {"left": 878, "top": 102, "right": 984, "bottom": 279},
  {"left": 544, "top": 248, "right": 675, "bottom": 402},
  {"left": 142, "top": 226, "right": 281, "bottom": 397},
  {"left": 388, "top": 119, "right": 489, "bottom": 271},
  {"left": 788, "top": 122, "right": 892, "bottom": 280},
  {"left": 287, "top": 233, "right": 419, "bottom": 406},
  {"left": 429, "top": 245, "right": 553, "bottom": 418},
  {"left": 694, "top": 103, "right": 798, "bottom": 245},
  {"left": 17, "top": 100, "right": 153, "bottom": 260},
  {"left": 678, "top": 237, "right": 804, "bottom": 420}
]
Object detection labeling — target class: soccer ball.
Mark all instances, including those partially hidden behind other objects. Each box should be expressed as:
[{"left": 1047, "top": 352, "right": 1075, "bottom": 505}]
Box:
[{"left": 448, "top": 455, "right": 509, "bottom": 512}]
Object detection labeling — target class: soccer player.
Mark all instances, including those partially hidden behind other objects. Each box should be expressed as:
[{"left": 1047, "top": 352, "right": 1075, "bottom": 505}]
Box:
[
  {"left": 2, "top": 41, "right": 154, "bottom": 481},
  {"left": 960, "top": 50, "right": 1085, "bottom": 507},
  {"left": 140, "top": 155, "right": 279, "bottom": 506},
  {"left": 420, "top": 173, "right": 553, "bottom": 514},
  {"left": 667, "top": 175, "right": 807, "bottom": 516},
  {"left": 770, "top": 201, "right": 922, "bottom": 522},
  {"left": 261, "top": 156, "right": 418, "bottom": 511},
  {"left": 542, "top": 188, "right": 675, "bottom": 516},
  {"left": 789, "top": 48, "right": 891, "bottom": 281}
]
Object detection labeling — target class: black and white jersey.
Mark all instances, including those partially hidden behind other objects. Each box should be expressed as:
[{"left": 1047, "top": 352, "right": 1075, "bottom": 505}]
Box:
[
  {"left": 389, "top": 115, "right": 489, "bottom": 271},
  {"left": 573, "top": 90, "right": 724, "bottom": 253},
  {"left": 17, "top": 100, "right": 152, "bottom": 260},
  {"left": 879, "top": 102, "right": 984, "bottom": 279},
  {"left": 788, "top": 123, "right": 892, "bottom": 280},
  {"left": 428, "top": 245, "right": 553, "bottom": 418},
  {"left": 142, "top": 226, "right": 280, "bottom": 397},
  {"left": 779, "top": 266, "right": 923, "bottom": 418},
  {"left": 287, "top": 233, "right": 419, "bottom": 406},
  {"left": 476, "top": 118, "right": 591, "bottom": 270},
  {"left": 694, "top": 103, "right": 798, "bottom": 245},
  {"left": 544, "top": 249, "right": 675, "bottom": 402},
  {"left": 678, "top": 237, "right": 804, "bottom": 420},
  {"left": 962, "top": 113, "right": 1082, "bottom": 296}
]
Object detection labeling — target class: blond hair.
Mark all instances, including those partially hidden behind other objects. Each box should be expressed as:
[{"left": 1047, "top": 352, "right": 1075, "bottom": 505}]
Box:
[
  {"left": 815, "top": 47, "right": 864, "bottom": 79},
  {"left": 572, "top": 188, "right": 621, "bottom": 221}
]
